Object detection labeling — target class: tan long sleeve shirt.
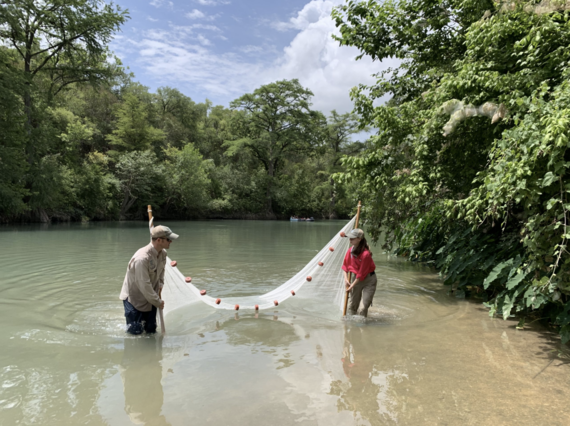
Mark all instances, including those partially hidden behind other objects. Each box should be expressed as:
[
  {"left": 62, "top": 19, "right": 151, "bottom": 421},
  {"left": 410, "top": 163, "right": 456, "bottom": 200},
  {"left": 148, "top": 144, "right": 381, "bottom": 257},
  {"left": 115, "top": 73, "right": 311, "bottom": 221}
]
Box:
[{"left": 119, "top": 243, "right": 167, "bottom": 312}]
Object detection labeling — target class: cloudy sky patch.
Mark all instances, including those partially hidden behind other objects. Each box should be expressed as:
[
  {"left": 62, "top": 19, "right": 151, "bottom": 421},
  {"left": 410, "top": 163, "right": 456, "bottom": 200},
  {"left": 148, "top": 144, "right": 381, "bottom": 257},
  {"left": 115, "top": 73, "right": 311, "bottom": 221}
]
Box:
[{"left": 111, "top": 0, "right": 391, "bottom": 114}]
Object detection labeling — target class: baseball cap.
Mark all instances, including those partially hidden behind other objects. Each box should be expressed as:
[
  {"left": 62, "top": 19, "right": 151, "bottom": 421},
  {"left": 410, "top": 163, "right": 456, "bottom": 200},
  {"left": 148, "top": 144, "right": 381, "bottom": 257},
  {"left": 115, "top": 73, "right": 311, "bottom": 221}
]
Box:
[
  {"left": 346, "top": 228, "right": 364, "bottom": 239},
  {"left": 151, "top": 225, "right": 179, "bottom": 240}
]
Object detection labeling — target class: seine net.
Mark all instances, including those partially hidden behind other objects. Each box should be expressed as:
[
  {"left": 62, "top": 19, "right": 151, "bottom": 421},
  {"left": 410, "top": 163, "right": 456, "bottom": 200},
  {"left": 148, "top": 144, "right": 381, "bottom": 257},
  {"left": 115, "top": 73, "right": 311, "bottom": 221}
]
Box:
[{"left": 161, "top": 217, "right": 356, "bottom": 316}]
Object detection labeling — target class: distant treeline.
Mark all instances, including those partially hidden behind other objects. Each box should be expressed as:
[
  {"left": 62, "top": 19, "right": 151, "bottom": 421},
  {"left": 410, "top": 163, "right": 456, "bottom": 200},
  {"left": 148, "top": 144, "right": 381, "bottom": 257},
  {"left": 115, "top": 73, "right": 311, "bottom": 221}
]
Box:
[{"left": 0, "top": 1, "right": 364, "bottom": 223}]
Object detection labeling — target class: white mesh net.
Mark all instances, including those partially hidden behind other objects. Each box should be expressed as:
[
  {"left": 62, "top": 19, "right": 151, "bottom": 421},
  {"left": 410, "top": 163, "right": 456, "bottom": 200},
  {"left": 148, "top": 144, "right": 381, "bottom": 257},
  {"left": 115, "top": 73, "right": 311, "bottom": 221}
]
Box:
[{"left": 160, "top": 217, "right": 356, "bottom": 316}]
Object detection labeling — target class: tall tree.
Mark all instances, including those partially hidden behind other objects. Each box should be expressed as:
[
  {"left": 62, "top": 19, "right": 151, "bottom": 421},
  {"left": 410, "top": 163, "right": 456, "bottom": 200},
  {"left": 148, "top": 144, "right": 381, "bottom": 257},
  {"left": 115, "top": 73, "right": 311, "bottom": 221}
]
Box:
[
  {"left": 226, "top": 79, "right": 325, "bottom": 217},
  {"left": 0, "top": 0, "right": 128, "bottom": 162},
  {"left": 326, "top": 110, "right": 363, "bottom": 218},
  {"left": 106, "top": 93, "right": 165, "bottom": 154},
  {"left": 0, "top": 47, "right": 27, "bottom": 216}
]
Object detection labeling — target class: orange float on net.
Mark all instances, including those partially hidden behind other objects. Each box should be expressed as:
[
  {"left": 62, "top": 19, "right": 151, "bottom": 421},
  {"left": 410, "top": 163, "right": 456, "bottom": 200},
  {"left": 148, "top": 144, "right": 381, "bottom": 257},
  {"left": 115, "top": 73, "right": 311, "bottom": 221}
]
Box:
[
  {"left": 329, "top": 247, "right": 334, "bottom": 252},
  {"left": 235, "top": 304, "right": 240, "bottom": 311},
  {"left": 200, "top": 289, "right": 207, "bottom": 296},
  {"left": 185, "top": 277, "right": 192, "bottom": 283},
  {"left": 340, "top": 231, "right": 346, "bottom": 237},
  {"left": 255, "top": 305, "right": 259, "bottom": 310},
  {"left": 291, "top": 290, "right": 296, "bottom": 296},
  {"left": 318, "top": 261, "right": 324, "bottom": 266},
  {"left": 274, "top": 300, "right": 279, "bottom": 306},
  {"left": 170, "top": 260, "right": 177, "bottom": 267},
  {"left": 215, "top": 298, "right": 221, "bottom": 305},
  {"left": 306, "top": 276, "right": 312, "bottom": 282}
]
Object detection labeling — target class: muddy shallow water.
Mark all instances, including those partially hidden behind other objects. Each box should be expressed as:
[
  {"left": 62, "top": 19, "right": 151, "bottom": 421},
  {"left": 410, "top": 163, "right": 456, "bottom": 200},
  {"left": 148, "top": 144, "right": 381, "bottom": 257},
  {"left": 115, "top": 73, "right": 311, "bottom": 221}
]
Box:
[{"left": 0, "top": 220, "right": 568, "bottom": 425}]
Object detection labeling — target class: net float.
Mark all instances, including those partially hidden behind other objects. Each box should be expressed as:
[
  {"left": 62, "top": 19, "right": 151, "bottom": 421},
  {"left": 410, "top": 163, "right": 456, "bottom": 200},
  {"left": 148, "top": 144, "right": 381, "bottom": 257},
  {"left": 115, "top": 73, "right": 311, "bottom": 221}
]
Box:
[
  {"left": 215, "top": 298, "right": 221, "bottom": 305},
  {"left": 200, "top": 289, "right": 207, "bottom": 296},
  {"left": 318, "top": 261, "right": 324, "bottom": 266},
  {"left": 274, "top": 300, "right": 279, "bottom": 306},
  {"left": 329, "top": 247, "right": 334, "bottom": 252},
  {"left": 170, "top": 260, "right": 177, "bottom": 267},
  {"left": 291, "top": 290, "right": 296, "bottom": 296},
  {"left": 340, "top": 231, "right": 346, "bottom": 237},
  {"left": 235, "top": 304, "right": 240, "bottom": 311},
  {"left": 255, "top": 305, "right": 259, "bottom": 310},
  {"left": 185, "top": 277, "right": 192, "bottom": 283},
  {"left": 306, "top": 276, "right": 312, "bottom": 282}
]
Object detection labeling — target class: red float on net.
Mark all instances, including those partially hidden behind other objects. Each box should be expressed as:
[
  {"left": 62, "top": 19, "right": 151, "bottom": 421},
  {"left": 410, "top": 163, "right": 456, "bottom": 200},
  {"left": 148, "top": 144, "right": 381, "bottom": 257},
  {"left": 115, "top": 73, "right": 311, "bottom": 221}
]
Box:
[
  {"left": 306, "top": 276, "right": 312, "bottom": 282},
  {"left": 200, "top": 289, "right": 207, "bottom": 296},
  {"left": 185, "top": 277, "right": 192, "bottom": 283},
  {"left": 235, "top": 304, "right": 240, "bottom": 311},
  {"left": 340, "top": 232, "right": 346, "bottom": 237},
  {"left": 170, "top": 260, "right": 177, "bottom": 267},
  {"left": 215, "top": 298, "right": 221, "bottom": 305},
  {"left": 291, "top": 290, "right": 296, "bottom": 296},
  {"left": 274, "top": 300, "right": 279, "bottom": 306},
  {"left": 318, "top": 261, "right": 324, "bottom": 266},
  {"left": 329, "top": 247, "right": 334, "bottom": 252}
]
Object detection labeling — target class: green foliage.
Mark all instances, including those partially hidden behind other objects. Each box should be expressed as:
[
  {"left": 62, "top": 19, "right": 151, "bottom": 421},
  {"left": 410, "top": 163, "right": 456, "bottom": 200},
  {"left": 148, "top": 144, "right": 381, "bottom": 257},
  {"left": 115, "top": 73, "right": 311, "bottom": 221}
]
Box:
[
  {"left": 0, "top": 6, "right": 362, "bottom": 222},
  {"left": 106, "top": 93, "right": 165, "bottom": 154},
  {"left": 226, "top": 79, "right": 326, "bottom": 216},
  {"left": 0, "top": 48, "right": 27, "bottom": 216},
  {"left": 335, "top": 0, "right": 570, "bottom": 341},
  {"left": 115, "top": 151, "right": 165, "bottom": 220},
  {"left": 164, "top": 144, "right": 211, "bottom": 215}
]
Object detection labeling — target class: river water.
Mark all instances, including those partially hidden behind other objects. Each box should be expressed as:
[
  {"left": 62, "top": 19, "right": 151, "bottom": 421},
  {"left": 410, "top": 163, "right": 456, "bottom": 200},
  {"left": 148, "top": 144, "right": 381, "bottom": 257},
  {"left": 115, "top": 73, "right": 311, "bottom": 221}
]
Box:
[{"left": 0, "top": 220, "right": 568, "bottom": 426}]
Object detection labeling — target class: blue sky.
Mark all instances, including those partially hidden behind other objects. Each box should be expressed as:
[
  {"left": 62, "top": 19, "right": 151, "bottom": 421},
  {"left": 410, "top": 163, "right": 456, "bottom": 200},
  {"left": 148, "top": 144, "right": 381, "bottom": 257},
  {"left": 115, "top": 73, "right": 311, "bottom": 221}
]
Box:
[{"left": 111, "top": 0, "right": 392, "bottom": 114}]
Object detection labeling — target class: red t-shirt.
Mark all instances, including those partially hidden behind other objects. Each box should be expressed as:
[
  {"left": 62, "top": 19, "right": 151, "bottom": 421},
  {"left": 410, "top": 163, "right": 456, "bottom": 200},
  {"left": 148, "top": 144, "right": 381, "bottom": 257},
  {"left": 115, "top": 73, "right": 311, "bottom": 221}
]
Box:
[{"left": 342, "top": 248, "right": 376, "bottom": 281}]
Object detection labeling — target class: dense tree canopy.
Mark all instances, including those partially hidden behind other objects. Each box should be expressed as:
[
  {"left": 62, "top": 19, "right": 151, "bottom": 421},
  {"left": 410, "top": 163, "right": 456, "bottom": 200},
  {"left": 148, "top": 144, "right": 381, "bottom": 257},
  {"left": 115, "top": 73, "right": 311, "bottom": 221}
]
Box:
[
  {"left": 334, "top": 0, "right": 570, "bottom": 342},
  {"left": 0, "top": 2, "right": 363, "bottom": 223}
]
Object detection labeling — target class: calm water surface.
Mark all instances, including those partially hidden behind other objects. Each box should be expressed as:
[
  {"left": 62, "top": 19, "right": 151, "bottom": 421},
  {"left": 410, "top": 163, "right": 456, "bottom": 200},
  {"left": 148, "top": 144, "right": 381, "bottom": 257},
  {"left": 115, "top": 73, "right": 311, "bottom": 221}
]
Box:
[{"left": 0, "top": 220, "right": 569, "bottom": 426}]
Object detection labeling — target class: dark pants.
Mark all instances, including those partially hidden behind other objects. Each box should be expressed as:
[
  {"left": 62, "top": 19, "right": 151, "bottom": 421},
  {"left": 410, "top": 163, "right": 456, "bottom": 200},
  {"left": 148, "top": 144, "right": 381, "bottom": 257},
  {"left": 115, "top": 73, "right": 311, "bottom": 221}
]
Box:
[{"left": 123, "top": 299, "right": 157, "bottom": 335}]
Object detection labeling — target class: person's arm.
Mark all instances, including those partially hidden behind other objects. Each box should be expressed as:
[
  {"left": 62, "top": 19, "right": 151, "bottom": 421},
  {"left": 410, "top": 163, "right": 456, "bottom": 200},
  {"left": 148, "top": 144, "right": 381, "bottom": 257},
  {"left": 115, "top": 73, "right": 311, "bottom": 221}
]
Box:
[
  {"left": 159, "top": 254, "right": 166, "bottom": 292},
  {"left": 347, "top": 276, "right": 360, "bottom": 292},
  {"left": 343, "top": 270, "right": 351, "bottom": 289},
  {"left": 133, "top": 257, "right": 163, "bottom": 308},
  {"left": 342, "top": 250, "right": 351, "bottom": 288},
  {"left": 347, "top": 251, "right": 374, "bottom": 291}
]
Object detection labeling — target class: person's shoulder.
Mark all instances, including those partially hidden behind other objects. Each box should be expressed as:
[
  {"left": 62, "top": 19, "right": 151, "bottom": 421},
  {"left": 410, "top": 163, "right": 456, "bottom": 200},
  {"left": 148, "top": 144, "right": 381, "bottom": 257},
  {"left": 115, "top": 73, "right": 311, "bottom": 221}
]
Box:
[
  {"left": 361, "top": 249, "right": 373, "bottom": 258},
  {"left": 133, "top": 244, "right": 153, "bottom": 260}
]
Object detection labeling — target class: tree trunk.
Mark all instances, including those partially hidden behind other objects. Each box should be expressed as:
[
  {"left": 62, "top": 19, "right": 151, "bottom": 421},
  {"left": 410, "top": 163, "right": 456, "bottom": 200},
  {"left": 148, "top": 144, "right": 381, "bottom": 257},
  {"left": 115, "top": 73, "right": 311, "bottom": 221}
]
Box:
[
  {"left": 329, "top": 177, "right": 338, "bottom": 219},
  {"left": 264, "top": 163, "right": 276, "bottom": 219},
  {"left": 120, "top": 192, "right": 137, "bottom": 220}
]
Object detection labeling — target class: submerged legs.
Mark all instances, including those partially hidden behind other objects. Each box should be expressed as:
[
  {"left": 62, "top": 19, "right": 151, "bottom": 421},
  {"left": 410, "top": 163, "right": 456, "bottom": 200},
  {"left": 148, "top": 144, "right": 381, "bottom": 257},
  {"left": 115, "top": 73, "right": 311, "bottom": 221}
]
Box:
[{"left": 348, "top": 273, "right": 377, "bottom": 317}]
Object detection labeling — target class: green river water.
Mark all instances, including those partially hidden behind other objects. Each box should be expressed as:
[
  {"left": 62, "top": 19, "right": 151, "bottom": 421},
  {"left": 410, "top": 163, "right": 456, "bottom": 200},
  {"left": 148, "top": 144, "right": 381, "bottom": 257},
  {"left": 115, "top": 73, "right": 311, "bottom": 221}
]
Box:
[{"left": 0, "top": 220, "right": 569, "bottom": 426}]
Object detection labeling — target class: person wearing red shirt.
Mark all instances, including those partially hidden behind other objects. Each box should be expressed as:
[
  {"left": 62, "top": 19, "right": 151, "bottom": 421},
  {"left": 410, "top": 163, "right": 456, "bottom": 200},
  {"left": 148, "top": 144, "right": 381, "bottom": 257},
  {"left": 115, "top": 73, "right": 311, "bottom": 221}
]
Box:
[{"left": 342, "top": 228, "right": 377, "bottom": 317}]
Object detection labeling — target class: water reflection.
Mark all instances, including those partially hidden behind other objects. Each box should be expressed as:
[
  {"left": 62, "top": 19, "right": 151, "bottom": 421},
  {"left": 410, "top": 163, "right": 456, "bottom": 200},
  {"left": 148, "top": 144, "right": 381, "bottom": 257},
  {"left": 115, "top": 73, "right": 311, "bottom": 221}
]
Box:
[
  {"left": 330, "top": 324, "right": 399, "bottom": 425},
  {"left": 120, "top": 336, "right": 170, "bottom": 426}
]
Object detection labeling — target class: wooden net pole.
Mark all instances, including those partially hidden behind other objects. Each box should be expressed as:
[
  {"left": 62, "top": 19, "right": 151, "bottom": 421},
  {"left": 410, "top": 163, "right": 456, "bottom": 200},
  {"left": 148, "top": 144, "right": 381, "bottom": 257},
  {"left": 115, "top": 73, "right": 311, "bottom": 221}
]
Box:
[
  {"left": 343, "top": 201, "right": 362, "bottom": 316},
  {"left": 148, "top": 205, "right": 166, "bottom": 334}
]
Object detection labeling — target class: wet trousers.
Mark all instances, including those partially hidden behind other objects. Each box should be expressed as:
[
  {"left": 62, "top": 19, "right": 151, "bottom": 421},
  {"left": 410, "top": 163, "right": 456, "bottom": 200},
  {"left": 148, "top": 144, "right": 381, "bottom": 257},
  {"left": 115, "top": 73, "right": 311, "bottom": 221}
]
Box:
[
  {"left": 123, "top": 299, "right": 157, "bottom": 335},
  {"left": 348, "top": 272, "right": 377, "bottom": 317}
]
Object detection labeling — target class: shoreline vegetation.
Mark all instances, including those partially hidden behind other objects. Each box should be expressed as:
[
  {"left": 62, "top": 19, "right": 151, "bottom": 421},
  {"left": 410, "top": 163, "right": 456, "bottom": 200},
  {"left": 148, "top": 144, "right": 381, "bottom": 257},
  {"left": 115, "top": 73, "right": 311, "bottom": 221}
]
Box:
[{"left": 1, "top": 1, "right": 570, "bottom": 343}]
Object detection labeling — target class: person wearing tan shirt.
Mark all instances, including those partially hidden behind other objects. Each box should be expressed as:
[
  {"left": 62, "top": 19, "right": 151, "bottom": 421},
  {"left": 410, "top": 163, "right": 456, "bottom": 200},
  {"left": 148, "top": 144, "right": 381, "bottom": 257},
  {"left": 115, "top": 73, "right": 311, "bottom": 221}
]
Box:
[{"left": 120, "top": 225, "right": 179, "bottom": 334}]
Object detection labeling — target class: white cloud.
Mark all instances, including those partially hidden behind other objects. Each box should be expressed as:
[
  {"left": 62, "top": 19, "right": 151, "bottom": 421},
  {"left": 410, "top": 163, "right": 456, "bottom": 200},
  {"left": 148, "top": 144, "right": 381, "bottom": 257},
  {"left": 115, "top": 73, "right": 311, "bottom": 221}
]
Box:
[
  {"left": 186, "top": 9, "right": 219, "bottom": 21},
  {"left": 186, "top": 9, "right": 205, "bottom": 19},
  {"left": 150, "top": 0, "right": 173, "bottom": 8},
  {"left": 197, "top": 34, "right": 211, "bottom": 46},
  {"left": 190, "top": 24, "right": 222, "bottom": 31},
  {"left": 196, "top": 0, "right": 230, "bottom": 5},
  {"left": 118, "top": 0, "right": 392, "bottom": 114}
]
